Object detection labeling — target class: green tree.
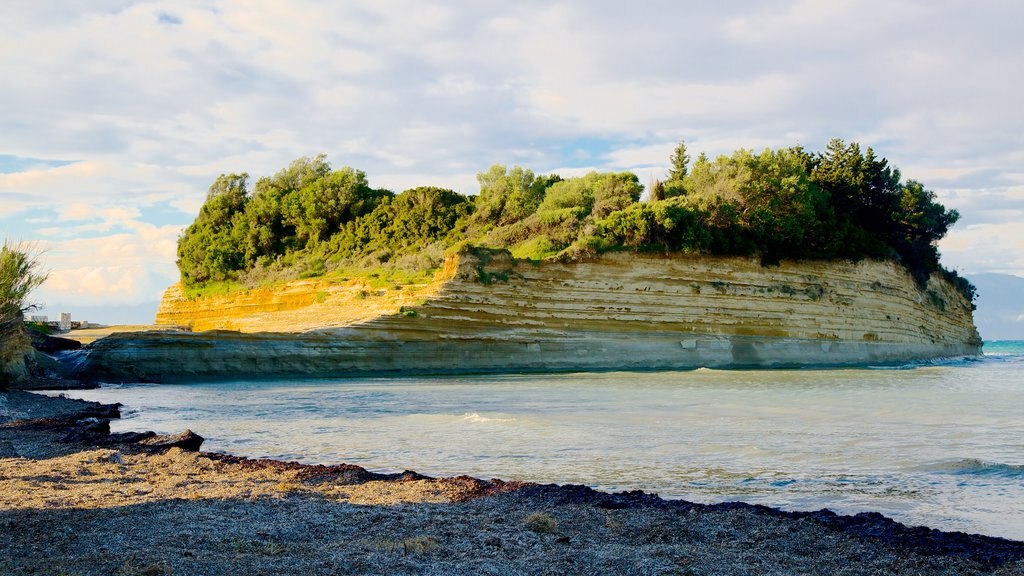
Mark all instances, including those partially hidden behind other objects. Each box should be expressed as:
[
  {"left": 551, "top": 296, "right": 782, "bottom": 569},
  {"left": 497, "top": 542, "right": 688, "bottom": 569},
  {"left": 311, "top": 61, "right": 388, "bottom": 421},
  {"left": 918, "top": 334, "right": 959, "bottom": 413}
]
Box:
[
  {"left": 858, "top": 147, "right": 902, "bottom": 244},
  {"left": 1, "top": 242, "right": 47, "bottom": 387},
  {"left": 242, "top": 176, "right": 294, "bottom": 267},
  {"left": 734, "top": 147, "right": 831, "bottom": 261},
  {"left": 324, "top": 186, "right": 471, "bottom": 266},
  {"left": 668, "top": 139, "right": 690, "bottom": 182},
  {"left": 176, "top": 173, "right": 250, "bottom": 284},
  {"left": 536, "top": 178, "right": 596, "bottom": 223},
  {"left": 893, "top": 180, "right": 960, "bottom": 282},
  {"left": 474, "top": 165, "right": 552, "bottom": 226},
  {"left": 664, "top": 139, "right": 690, "bottom": 196},
  {"left": 680, "top": 151, "right": 745, "bottom": 203},
  {"left": 285, "top": 166, "right": 375, "bottom": 245},
  {"left": 591, "top": 172, "right": 644, "bottom": 219}
]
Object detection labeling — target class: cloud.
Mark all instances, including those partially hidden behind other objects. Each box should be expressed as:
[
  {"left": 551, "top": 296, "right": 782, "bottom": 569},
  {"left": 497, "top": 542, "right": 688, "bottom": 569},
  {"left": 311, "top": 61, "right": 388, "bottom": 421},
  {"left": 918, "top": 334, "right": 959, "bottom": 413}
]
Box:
[
  {"left": 1, "top": 0, "right": 1023, "bottom": 307},
  {"left": 34, "top": 221, "right": 181, "bottom": 307},
  {"left": 940, "top": 222, "right": 1024, "bottom": 277},
  {"left": 58, "top": 203, "right": 98, "bottom": 222}
]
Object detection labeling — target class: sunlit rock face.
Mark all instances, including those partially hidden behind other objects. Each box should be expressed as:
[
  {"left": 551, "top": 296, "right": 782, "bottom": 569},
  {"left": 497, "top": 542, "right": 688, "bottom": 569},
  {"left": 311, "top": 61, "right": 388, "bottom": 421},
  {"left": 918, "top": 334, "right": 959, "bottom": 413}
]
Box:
[{"left": 78, "top": 250, "right": 981, "bottom": 383}]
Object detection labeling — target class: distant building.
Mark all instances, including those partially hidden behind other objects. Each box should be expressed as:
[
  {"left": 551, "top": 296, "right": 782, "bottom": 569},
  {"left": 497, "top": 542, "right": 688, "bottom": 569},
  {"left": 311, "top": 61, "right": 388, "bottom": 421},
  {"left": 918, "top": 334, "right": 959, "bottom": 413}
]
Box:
[{"left": 22, "top": 313, "right": 89, "bottom": 332}]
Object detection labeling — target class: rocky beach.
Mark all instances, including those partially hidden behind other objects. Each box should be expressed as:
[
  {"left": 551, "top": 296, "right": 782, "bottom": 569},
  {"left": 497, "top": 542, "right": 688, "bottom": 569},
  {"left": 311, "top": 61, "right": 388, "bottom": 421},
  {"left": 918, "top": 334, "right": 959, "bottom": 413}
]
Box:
[{"left": 2, "top": 386, "right": 1023, "bottom": 575}]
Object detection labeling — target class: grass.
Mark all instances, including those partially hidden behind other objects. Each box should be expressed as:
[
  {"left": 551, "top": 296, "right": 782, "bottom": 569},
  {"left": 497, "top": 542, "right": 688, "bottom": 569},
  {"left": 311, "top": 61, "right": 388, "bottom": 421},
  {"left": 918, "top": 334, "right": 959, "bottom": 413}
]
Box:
[
  {"left": 371, "top": 536, "right": 439, "bottom": 556},
  {"left": 323, "top": 266, "right": 437, "bottom": 287},
  {"left": 275, "top": 480, "right": 305, "bottom": 493},
  {"left": 182, "top": 279, "right": 247, "bottom": 300},
  {"left": 510, "top": 235, "right": 559, "bottom": 262},
  {"left": 183, "top": 266, "right": 440, "bottom": 302},
  {"left": 524, "top": 511, "right": 558, "bottom": 533}
]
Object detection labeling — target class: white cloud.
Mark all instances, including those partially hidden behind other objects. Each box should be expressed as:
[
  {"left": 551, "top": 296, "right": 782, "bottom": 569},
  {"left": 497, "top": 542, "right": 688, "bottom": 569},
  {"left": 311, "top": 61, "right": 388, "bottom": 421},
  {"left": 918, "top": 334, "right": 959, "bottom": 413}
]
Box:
[
  {"left": 34, "top": 222, "right": 181, "bottom": 307},
  {"left": 1, "top": 0, "right": 1023, "bottom": 308},
  {"left": 0, "top": 161, "right": 198, "bottom": 213},
  {"left": 940, "top": 222, "right": 1024, "bottom": 277},
  {"left": 58, "top": 203, "right": 98, "bottom": 222}
]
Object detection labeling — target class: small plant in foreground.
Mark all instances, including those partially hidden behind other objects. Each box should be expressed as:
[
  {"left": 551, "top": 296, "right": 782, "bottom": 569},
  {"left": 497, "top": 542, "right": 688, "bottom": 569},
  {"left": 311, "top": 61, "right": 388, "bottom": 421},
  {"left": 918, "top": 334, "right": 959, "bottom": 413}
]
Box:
[
  {"left": 524, "top": 511, "right": 558, "bottom": 533},
  {"left": 372, "top": 535, "right": 439, "bottom": 556}
]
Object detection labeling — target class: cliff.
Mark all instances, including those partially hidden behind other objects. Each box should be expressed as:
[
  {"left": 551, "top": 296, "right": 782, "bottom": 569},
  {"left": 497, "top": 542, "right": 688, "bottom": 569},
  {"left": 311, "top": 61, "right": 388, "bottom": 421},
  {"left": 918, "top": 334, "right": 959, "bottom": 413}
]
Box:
[
  {"left": 76, "top": 250, "right": 981, "bottom": 382},
  {"left": 154, "top": 264, "right": 456, "bottom": 333}
]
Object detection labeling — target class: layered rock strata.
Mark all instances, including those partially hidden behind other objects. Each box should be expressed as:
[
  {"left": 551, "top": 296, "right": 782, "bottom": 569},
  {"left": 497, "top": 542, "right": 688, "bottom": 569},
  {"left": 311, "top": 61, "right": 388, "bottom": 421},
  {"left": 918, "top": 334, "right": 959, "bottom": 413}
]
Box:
[{"left": 76, "top": 250, "right": 981, "bottom": 382}]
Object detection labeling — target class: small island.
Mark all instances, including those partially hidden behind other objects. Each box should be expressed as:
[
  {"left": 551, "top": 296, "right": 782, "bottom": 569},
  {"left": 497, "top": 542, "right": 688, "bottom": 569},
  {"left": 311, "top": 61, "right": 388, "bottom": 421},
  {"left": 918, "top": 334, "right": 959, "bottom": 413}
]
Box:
[{"left": 71, "top": 140, "right": 979, "bottom": 382}]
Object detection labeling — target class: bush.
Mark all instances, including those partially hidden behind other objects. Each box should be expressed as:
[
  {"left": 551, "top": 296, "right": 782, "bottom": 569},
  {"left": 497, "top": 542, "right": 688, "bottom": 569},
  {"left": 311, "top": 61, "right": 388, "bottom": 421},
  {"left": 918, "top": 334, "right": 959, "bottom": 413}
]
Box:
[
  {"left": 1, "top": 242, "right": 47, "bottom": 387},
  {"left": 524, "top": 511, "right": 558, "bottom": 533}
]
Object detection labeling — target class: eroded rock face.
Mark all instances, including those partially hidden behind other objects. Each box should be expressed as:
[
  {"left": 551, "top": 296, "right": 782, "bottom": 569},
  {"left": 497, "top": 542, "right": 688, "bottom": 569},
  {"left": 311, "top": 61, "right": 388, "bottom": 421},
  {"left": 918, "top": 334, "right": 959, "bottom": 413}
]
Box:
[{"left": 76, "top": 251, "right": 981, "bottom": 382}]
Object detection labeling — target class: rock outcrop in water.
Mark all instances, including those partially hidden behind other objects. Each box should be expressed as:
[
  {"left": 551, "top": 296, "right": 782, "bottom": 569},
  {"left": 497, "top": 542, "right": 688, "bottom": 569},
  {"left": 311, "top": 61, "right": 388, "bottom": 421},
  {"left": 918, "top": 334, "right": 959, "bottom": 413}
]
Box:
[{"left": 75, "top": 249, "right": 981, "bottom": 382}]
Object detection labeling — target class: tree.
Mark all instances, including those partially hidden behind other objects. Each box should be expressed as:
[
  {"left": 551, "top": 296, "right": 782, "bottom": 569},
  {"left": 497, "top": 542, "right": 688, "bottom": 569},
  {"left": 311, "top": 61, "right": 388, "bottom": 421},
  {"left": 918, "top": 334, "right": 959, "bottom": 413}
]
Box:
[
  {"left": 893, "top": 180, "right": 960, "bottom": 282},
  {"left": 176, "top": 173, "right": 251, "bottom": 284},
  {"left": 474, "top": 165, "right": 552, "bottom": 226},
  {"left": 665, "top": 139, "right": 691, "bottom": 196},
  {"left": 858, "top": 147, "right": 902, "bottom": 242},
  {"left": 286, "top": 167, "right": 375, "bottom": 245},
  {"left": 669, "top": 139, "right": 690, "bottom": 181},
  {"left": 734, "top": 147, "right": 831, "bottom": 260},
  {"left": 591, "top": 172, "right": 643, "bottom": 219},
  {"left": 1, "top": 242, "right": 47, "bottom": 387}
]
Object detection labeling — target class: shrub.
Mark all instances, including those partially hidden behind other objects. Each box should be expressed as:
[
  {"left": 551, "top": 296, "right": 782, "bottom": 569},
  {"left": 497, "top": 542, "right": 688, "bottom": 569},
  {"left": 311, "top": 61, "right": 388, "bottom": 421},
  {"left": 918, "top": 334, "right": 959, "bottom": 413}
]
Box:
[
  {"left": 524, "top": 511, "right": 558, "bottom": 533},
  {"left": 1, "top": 242, "right": 47, "bottom": 387}
]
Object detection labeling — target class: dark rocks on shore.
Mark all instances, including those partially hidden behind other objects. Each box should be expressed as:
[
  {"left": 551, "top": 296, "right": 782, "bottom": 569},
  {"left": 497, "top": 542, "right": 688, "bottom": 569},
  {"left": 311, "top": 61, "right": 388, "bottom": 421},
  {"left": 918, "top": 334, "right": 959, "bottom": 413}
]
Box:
[
  {"left": 137, "top": 429, "right": 204, "bottom": 452},
  {"left": 27, "top": 331, "right": 82, "bottom": 354},
  {"left": 74, "top": 403, "right": 121, "bottom": 420},
  {"left": 11, "top": 376, "right": 97, "bottom": 391},
  {"left": 61, "top": 418, "right": 110, "bottom": 442},
  {"left": 515, "top": 483, "right": 1024, "bottom": 569}
]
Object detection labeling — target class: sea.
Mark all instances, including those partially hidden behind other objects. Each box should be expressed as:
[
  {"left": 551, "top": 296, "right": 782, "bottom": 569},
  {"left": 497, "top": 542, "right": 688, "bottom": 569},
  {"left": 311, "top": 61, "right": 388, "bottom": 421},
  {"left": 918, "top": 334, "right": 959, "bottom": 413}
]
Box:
[{"left": 46, "top": 341, "right": 1024, "bottom": 540}]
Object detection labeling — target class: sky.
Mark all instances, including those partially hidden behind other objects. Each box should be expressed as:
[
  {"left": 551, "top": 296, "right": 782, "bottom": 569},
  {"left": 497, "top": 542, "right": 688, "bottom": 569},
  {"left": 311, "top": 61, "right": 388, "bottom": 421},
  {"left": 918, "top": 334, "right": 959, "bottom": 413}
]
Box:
[{"left": 2, "top": 1, "right": 1023, "bottom": 324}]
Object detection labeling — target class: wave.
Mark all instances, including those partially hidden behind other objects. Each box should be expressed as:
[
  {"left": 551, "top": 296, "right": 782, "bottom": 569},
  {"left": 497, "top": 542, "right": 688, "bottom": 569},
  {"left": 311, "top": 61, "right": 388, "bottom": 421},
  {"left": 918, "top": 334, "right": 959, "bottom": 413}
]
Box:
[
  {"left": 925, "top": 459, "right": 1024, "bottom": 478},
  {"left": 461, "top": 412, "right": 517, "bottom": 424}
]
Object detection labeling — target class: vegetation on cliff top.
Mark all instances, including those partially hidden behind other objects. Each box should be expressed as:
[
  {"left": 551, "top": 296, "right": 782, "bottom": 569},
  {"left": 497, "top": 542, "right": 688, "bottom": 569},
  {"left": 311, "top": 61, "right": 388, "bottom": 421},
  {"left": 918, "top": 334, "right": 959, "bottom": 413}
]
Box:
[{"left": 176, "top": 140, "right": 974, "bottom": 301}]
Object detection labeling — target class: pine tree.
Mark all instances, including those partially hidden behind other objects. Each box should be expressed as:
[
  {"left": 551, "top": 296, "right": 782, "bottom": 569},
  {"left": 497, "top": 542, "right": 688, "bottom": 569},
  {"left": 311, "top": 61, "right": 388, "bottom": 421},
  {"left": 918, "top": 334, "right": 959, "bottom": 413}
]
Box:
[{"left": 668, "top": 139, "right": 690, "bottom": 183}]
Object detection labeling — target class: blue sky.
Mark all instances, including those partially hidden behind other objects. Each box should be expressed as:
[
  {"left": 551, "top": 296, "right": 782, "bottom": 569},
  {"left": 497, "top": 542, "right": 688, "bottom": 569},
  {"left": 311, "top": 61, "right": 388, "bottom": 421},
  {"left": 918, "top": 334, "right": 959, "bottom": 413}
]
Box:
[{"left": 2, "top": 1, "right": 1023, "bottom": 322}]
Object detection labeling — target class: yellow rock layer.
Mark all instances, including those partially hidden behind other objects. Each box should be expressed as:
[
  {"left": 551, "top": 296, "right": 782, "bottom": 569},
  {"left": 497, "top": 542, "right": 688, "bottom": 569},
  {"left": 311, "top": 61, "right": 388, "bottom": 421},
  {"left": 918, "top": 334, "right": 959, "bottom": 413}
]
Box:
[{"left": 155, "top": 259, "right": 458, "bottom": 333}]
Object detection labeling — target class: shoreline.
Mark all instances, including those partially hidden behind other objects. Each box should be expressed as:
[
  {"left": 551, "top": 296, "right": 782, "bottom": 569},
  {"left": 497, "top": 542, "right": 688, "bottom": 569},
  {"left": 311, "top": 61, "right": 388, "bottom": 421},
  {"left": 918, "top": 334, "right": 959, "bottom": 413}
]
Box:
[{"left": 2, "top": 386, "right": 1023, "bottom": 574}]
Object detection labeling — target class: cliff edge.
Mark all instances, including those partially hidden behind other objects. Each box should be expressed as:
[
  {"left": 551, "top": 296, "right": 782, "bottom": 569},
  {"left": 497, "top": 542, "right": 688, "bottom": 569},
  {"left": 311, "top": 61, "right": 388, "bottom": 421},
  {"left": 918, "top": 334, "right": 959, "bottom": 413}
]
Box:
[{"left": 76, "top": 250, "right": 981, "bottom": 382}]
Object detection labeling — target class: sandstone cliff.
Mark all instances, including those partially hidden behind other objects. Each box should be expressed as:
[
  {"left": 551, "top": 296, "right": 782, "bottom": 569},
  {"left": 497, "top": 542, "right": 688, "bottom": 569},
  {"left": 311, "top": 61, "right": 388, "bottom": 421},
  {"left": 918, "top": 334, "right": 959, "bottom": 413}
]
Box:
[{"left": 77, "top": 250, "right": 981, "bottom": 382}]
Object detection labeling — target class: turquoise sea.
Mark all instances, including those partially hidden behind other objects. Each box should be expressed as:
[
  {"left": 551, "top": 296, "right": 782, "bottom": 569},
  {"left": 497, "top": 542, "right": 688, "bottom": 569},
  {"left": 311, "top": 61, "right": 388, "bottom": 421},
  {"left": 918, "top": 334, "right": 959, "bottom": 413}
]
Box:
[{"left": 50, "top": 341, "right": 1024, "bottom": 540}]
